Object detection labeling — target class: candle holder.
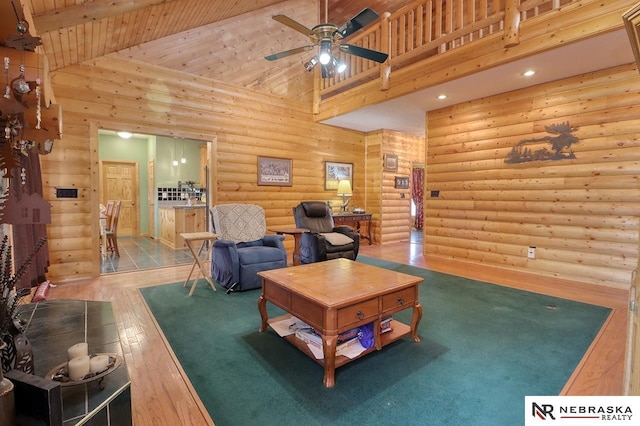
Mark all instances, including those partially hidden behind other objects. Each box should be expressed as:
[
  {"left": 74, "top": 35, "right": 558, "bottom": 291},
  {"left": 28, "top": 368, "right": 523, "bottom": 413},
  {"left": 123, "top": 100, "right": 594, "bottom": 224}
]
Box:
[{"left": 46, "top": 353, "right": 122, "bottom": 390}]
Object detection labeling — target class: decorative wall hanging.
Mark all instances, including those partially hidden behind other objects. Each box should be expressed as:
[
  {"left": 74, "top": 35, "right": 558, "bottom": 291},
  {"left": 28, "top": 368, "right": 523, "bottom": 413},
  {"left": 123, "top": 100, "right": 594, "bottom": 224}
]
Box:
[
  {"left": 384, "top": 154, "right": 398, "bottom": 171},
  {"left": 257, "top": 156, "right": 292, "bottom": 186},
  {"left": 505, "top": 122, "right": 579, "bottom": 164},
  {"left": 325, "top": 161, "right": 353, "bottom": 191},
  {"left": 394, "top": 176, "right": 409, "bottom": 189}
]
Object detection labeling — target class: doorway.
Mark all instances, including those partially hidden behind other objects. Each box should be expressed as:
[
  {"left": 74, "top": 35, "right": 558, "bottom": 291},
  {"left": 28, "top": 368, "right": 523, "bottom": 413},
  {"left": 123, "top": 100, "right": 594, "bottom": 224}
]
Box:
[
  {"left": 100, "top": 160, "right": 139, "bottom": 237},
  {"left": 97, "top": 129, "right": 213, "bottom": 275}
]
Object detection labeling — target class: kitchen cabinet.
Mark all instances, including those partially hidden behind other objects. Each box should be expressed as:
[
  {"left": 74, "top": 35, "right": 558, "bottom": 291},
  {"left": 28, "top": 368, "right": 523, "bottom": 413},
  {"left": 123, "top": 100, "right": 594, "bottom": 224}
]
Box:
[{"left": 159, "top": 206, "right": 206, "bottom": 248}]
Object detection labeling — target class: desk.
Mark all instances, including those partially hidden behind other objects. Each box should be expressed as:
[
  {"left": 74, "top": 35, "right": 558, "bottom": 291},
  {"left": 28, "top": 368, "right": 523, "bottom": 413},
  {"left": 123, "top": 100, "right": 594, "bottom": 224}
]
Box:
[
  {"left": 269, "top": 227, "right": 308, "bottom": 266},
  {"left": 332, "top": 213, "right": 372, "bottom": 245},
  {"left": 180, "top": 231, "right": 218, "bottom": 296}
]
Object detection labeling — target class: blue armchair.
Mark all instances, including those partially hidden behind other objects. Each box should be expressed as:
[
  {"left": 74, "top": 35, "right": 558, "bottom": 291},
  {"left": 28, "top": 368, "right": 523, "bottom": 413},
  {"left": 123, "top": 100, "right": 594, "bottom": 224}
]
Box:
[{"left": 210, "top": 204, "right": 287, "bottom": 292}]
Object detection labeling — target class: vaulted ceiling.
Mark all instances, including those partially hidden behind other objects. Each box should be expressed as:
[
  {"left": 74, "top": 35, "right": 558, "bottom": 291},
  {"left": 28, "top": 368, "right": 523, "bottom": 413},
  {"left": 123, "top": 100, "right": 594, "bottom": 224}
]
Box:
[
  {"left": 2, "top": 1, "right": 635, "bottom": 134},
  {"left": 0, "top": 0, "right": 408, "bottom": 104}
]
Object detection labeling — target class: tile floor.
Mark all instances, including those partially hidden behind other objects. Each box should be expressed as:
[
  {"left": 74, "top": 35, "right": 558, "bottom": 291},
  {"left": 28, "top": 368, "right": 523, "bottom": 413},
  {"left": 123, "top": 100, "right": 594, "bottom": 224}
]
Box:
[{"left": 100, "top": 237, "right": 196, "bottom": 274}]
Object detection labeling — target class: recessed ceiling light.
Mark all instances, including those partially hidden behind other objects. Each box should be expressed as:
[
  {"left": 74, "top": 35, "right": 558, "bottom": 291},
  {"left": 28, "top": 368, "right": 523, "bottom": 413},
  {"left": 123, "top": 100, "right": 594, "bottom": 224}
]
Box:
[
  {"left": 437, "top": 94, "right": 447, "bottom": 100},
  {"left": 117, "top": 131, "right": 132, "bottom": 139},
  {"left": 523, "top": 70, "right": 536, "bottom": 77}
]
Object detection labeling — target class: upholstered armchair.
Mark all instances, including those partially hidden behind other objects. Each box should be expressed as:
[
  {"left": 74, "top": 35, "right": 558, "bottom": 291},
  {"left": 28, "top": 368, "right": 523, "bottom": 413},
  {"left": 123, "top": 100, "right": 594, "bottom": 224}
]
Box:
[
  {"left": 210, "top": 204, "right": 287, "bottom": 292},
  {"left": 292, "top": 201, "right": 359, "bottom": 264}
]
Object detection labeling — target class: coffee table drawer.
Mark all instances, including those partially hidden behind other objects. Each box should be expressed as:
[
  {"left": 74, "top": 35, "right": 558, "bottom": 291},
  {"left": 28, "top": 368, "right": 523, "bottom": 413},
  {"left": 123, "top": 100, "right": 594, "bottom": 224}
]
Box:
[
  {"left": 337, "top": 298, "right": 378, "bottom": 328},
  {"left": 382, "top": 287, "right": 416, "bottom": 313}
]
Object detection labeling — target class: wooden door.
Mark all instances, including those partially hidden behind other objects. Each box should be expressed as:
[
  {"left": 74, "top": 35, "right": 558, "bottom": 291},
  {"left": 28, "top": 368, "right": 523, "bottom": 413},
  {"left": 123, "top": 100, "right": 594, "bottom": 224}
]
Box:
[
  {"left": 102, "top": 160, "right": 138, "bottom": 237},
  {"left": 625, "top": 268, "right": 640, "bottom": 394},
  {"left": 148, "top": 160, "right": 155, "bottom": 238}
]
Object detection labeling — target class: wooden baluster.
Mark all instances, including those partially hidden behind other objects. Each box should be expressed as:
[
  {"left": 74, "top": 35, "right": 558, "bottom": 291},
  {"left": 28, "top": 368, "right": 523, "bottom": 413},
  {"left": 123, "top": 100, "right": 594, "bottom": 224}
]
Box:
[
  {"left": 504, "top": 0, "right": 521, "bottom": 47},
  {"left": 380, "top": 12, "right": 391, "bottom": 91}
]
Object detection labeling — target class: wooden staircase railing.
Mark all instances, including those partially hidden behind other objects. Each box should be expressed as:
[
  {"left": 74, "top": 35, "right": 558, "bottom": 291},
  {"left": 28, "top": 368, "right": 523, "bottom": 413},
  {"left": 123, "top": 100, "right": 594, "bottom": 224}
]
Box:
[{"left": 316, "top": 0, "right": 578, "bottom": 100}]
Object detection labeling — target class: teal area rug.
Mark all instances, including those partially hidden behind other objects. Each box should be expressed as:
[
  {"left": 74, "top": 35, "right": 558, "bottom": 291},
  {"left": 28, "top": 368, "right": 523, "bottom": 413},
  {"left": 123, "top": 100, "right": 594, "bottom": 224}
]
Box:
[{"left": 140, "top": 256, "right": 611, "bottom": 426}]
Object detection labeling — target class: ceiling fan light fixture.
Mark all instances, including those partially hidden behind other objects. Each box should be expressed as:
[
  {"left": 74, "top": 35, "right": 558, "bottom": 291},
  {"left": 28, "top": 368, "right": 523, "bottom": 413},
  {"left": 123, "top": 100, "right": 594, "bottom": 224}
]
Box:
[
  {"left": 304, "top": 56, "right": 319, "bottom": 72},
  {"left": 335, "top": 57, "right": 347, "bottom": 74},
  {"left": 319, "top": 40, "right": 332, "bottom": 64}
]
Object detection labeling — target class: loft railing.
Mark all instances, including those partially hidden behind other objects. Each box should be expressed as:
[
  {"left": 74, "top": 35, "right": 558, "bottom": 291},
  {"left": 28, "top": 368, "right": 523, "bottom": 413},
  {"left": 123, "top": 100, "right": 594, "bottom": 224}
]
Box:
[{"left": 318, "top": 0, "right": 578, "bottom": 97}]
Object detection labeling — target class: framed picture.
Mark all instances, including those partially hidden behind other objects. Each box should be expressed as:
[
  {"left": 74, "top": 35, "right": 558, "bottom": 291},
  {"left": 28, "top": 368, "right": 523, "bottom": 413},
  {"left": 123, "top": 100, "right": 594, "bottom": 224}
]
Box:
[
  {"left": 394, "top": 175, "right": 410, "bottom": 189},
  {"left": 325, "top": 161, "right": 353, "bottom": 191},
  {"left": 384, "top": 154, "right": 398, "bottom": 171},
  {"left": 257, "top": 156, "right": 292, "bottom": 186}
]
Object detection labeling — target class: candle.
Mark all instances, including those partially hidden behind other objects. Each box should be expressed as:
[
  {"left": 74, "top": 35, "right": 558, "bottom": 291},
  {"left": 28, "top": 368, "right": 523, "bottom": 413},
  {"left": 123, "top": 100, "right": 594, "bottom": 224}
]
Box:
[
  {"left": 90, "top": 355, "right": 109, "bottom": 374},
  {"left": 68, "top": 355, "right": 90, "bottom": 381},
  {"left": 67, "top": 342, "right": 88, "bottom": 360}
]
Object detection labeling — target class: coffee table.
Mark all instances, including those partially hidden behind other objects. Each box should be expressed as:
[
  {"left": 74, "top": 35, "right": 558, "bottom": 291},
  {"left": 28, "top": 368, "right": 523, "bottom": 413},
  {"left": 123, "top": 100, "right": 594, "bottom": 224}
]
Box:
[{"left": 257, "top": 258, "right": 423, "bottom": 388}]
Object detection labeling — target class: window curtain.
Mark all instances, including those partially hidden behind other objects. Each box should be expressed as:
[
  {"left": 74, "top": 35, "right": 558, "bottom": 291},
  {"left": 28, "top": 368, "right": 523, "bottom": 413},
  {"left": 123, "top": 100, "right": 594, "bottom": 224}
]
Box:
[
  {"left": 10, "top": 154, "right": 50, "bottom": 290},
  {"left": 411, "top": 167, "right": 424, "bottom": 230}
]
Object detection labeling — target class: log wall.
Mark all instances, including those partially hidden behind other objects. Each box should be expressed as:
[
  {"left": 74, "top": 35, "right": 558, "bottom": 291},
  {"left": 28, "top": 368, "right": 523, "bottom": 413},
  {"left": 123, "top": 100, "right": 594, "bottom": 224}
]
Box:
[
  {"left": 425, "top": 63, "right": 640, "bottom": 289},
  {"left": 43, "top": 55, "right": 366, "bottom": 281},
  {"left": 366, "top": 130, "right": 425, "bottom": 244}
]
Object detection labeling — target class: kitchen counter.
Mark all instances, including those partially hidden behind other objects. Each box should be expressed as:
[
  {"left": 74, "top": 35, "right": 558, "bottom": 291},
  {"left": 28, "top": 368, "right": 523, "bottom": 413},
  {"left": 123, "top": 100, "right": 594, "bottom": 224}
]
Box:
[
  {"left": 172, "top": 204, "right": 206, "bottom": 209},
  {"left": 159, "top": 206, "right": 207, "bottom": 248}
]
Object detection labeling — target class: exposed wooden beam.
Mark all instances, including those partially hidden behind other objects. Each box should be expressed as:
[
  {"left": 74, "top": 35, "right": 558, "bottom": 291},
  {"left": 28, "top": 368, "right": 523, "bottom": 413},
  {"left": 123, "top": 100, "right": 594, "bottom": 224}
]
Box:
[{"left": 32, "top": 0, "right": 176, "bottom": 34}]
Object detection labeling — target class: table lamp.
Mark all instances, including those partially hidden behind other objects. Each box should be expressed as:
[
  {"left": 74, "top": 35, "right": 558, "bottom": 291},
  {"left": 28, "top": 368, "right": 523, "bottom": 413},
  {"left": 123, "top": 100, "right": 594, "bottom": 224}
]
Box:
[{"left": 336, "top": 179, "right": 353, "bottom": 212}]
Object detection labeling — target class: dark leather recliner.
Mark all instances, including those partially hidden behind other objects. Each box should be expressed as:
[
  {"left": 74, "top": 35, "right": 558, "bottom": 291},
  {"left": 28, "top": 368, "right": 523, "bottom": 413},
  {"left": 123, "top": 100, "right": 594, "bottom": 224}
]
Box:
[{"left": 292, "top": 201, "right": 359, "bottom": 264}]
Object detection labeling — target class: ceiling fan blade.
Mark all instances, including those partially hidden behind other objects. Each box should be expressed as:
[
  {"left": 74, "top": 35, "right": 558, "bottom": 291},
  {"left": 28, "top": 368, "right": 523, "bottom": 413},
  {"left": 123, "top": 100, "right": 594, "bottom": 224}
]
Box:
[
  {"left": 337, "top": 8, "right": 379, "bottom": 38},
  {"left": 265, "top": 45, "right": 314, "bottom": 61},
  {"left": 339, "top": 44, "right": 388, "bottom": 63},
  {"left": 272, "top": 15, "right": 312, "bottom": 37}
]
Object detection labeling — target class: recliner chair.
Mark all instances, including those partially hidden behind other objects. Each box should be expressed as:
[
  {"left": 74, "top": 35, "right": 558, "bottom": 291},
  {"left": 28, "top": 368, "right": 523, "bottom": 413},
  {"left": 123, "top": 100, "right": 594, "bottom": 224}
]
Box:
[
  {"left": 292, "top": 201, "right": 359, "bottom": 264},
  {"left": 210, "top": 204, "right": 287, "bottom": 292}
]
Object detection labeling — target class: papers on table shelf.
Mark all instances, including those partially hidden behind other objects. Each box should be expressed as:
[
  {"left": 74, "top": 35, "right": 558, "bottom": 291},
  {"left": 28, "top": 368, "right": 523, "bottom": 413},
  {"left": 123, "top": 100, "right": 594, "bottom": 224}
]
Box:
[
  {"left": 295, "top": 328, "right": 366, "bottom": 360},
  {"left": 270, "top": 315, "right": 368, "bottom": 360},
  {"left": 269, "top": 316, "right": 311, "bottom": 337}
]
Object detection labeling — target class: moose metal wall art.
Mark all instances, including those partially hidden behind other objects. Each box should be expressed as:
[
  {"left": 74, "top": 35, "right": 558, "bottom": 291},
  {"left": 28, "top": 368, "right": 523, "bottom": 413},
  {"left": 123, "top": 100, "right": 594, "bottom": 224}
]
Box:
[{"left": 505, "top": 122, "right": 579, "bottom": 164}]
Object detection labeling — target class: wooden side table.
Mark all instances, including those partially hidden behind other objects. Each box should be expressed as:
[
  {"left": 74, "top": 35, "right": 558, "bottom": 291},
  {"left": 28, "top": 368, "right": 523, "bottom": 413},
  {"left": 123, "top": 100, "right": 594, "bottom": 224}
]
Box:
[
  {"left": 269, "top": 227, "right": 308, "bottom": 266},
  {"left": 332, "top": 213, "right": 372, "bottom": 245},
  {"left": 180, "top": 231, "right": 218, "bottom": 296}
]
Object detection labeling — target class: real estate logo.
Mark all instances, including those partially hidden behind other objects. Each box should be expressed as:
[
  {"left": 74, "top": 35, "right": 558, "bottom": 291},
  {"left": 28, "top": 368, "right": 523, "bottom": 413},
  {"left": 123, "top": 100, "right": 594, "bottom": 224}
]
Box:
[{"left": 525, "top": 396, "right": 640, "bottom": 425}]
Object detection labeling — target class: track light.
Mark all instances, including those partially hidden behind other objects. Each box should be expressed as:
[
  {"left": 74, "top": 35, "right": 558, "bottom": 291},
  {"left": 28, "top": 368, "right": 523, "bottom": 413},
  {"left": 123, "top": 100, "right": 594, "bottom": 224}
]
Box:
[
  {"left": 304, "top": 56, "right": 319, "bottom": 72},
  {"left": 318, "top": 40, "right": 332, "bottom": 65}
]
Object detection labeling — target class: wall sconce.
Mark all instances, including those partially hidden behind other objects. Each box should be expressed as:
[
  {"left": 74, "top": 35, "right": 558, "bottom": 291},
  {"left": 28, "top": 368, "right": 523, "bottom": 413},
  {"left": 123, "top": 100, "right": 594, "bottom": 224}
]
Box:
[{"left": 336, "top": 179, "right": 352, "bottom": 212}]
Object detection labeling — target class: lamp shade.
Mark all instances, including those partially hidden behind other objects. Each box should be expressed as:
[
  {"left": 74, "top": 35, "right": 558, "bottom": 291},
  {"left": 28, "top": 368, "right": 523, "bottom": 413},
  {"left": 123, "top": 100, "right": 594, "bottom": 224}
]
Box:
[{"left": 336, "top": 179, "right": 352, "bottom": 196}]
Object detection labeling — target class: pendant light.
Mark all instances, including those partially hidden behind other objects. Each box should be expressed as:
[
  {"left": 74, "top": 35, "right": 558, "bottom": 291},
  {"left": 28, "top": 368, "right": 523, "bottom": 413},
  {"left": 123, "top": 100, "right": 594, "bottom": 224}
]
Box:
[{"left": 172, "top": 139, "right": 178, "bottom": 166}]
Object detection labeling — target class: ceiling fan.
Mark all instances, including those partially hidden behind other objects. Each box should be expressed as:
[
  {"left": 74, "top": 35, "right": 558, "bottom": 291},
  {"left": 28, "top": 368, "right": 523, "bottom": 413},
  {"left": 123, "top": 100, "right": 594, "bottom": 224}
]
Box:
[{"left": 265, "top": 8, "right": 388, "bottom": 78}]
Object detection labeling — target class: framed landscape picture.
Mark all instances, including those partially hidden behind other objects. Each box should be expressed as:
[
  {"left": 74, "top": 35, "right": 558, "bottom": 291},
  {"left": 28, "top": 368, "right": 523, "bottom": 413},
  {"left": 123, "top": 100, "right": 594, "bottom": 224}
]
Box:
[
  {"left": 258, "top": 156, "right": 292, "bottom": 186},
  {"left": 384, "top": 154, "right": 398, "bottom": 172},
  {"left": 325, "top": 161, "right": 353, "bottom": 190}
]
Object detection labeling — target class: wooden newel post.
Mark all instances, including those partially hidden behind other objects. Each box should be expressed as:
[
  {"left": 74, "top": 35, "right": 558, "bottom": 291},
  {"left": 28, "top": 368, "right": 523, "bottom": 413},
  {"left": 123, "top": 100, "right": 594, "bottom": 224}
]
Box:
[
  {"left": 380, "top": 12, "right": 391, "bottom": 91},
  {"left": 504, "top": 0, "right": 521, "bottom": 48}
]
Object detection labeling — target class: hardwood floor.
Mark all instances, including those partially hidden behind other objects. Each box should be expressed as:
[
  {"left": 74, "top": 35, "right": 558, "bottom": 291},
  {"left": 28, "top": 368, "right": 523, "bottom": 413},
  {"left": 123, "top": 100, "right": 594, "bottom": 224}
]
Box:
[{"left": 44, "top": 241, "right": 628, "bottom": 426}]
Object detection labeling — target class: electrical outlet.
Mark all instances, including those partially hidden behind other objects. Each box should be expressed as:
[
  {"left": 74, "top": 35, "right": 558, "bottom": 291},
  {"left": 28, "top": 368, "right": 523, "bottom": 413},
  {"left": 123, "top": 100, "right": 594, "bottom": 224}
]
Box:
[{"left": 528, "top": 246, "right": 536, "bottom": 259}]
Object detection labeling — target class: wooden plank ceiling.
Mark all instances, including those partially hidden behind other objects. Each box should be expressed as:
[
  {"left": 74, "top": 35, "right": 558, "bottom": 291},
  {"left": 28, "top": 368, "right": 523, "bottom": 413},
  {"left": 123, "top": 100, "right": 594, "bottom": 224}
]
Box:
[{"left": 8, "top": 0, "right": 408, "bottom": 102}]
